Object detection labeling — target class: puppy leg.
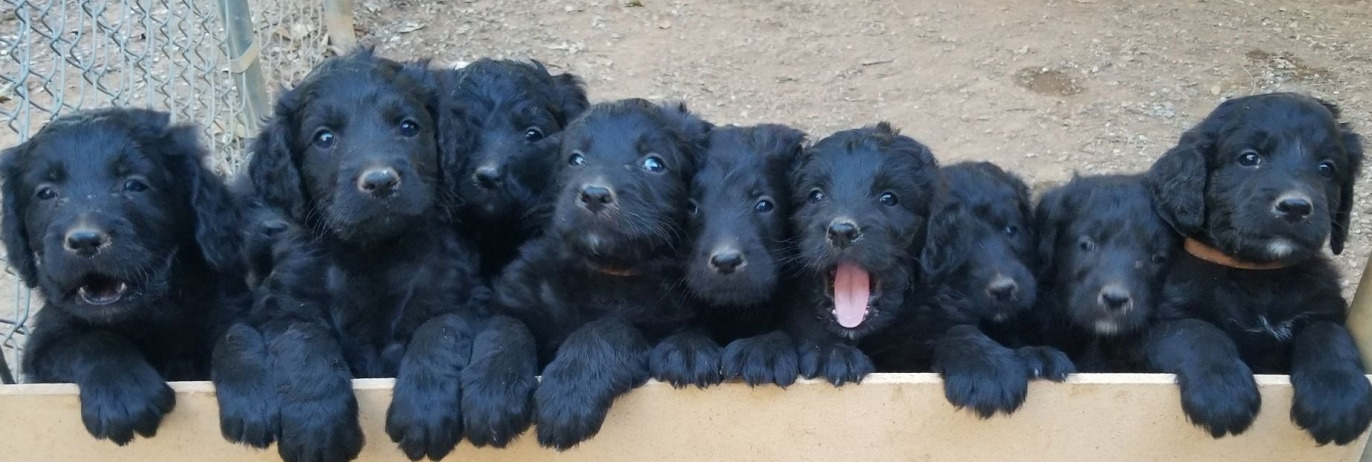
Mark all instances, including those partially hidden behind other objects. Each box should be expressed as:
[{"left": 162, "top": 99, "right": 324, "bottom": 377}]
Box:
[
  {"left": 461, "top": 315, "right": 538, "bottom": 448},
  {"left": 649, "top": 327, "right": 724, "bottom": 388},
  {"left": 721, "top": 330, "right": 800, "bottom": 388},
  {"left": 212, "top": 323, "right": 278, "bottom": 448},
  {"left": 28, "top": 330, "right": 174, "bottom": 445},
  {"left": 934, "top": 324, "right": 1029, "bottom": 418},
  {"left": 535, "top": 317, "right": 650, "bottom": 450},
  {"left": 1145, "top": 318, "right": 1261, "bottom": 438},
  {"left": 1290, "top": 320, "right": 1372, "bottom": 445},
  {"left": 1014, "top": 345, "right": 1076, "bottom": 382},
  {"left": 386, "top": 314, "right": 475, "bottom": 461},
  {"left": 269, "top": 323, "right": 364, "bottom": 462}
]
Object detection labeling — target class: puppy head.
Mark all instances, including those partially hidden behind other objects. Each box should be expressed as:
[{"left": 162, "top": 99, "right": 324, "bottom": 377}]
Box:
[
  {"left": 450, "top": 59, "right": 589, "bottom": 227},
  {"left": 0, "top": 108, "right": 241, "bottom": 323},
  {"left": 1148, "top": 93, "right": 1363, "bottom": 263},
  {"left": 248, "top": 48, "right": 442, "bottom": 243},
  {"left": 921, "top": 162, "right": 1036, "bottom": 323},
  {"left": 684, "top": 124, "right": 804, "bottom": 306},
  {"left": 791, "top": 123, "right": 939, "bottom": 339},
  {"left": 551, "top": 99, "right": 710, "bottom": 268},
  {"left": 1036, "top": 175, "right": 1175, "bottom": 336}
]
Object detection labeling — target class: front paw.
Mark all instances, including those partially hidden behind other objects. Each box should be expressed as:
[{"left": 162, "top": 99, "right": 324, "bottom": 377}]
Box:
[
  {"left": 1015, "top": 346, "right": 1075, "bottom": 382},
  {"left": 798, "top": 342, "right": 874, "bottom": 386},
  {"left": 649, "top": 332, "right": 723, "bottom": 388},
  {"left": 386, "top": 377, "right": 462, "bottom": 460},
  {"left": 1292, "top": 367, "right": 1372, "bottom": 445},
  {"left": 461, "top": 357, "right": 536, "bottom": 448},
  {"left": 938, "top": 348, "right": 1029, "bottom": 418},
  {"left": 721, "top": 332, "right": 799, "bottom": 388},
  {"left": 1177, "top": 360, "right": 1261, "bottom": 438},
  {"left": 534, "top": 375, "right": 615, "bottom": 451},
  {"left": 78, "top": 369, "right": 176, "bottom": 445},
  {"left": 278, "top": 395, "right": 364, "bottom": 462},
  {"left": 213, "top": 324, "right": 278, "bottom": 448}
]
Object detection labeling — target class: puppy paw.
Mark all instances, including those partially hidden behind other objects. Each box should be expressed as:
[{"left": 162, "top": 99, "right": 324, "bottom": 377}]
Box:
[
  {"left": 386, "top": 377, "right": 463, "bottom": 460},
  {"left": 798, "top": 343, "right": 873, "bottom": 386},
  {"left": 1176, "top": 360, "right": 1261, "bottom": 438},
  {"left": 534, "top": 376, "right": 615, "bottom": 451},
  {"left": 721, "top": 332, "right": 799, "bottom": 388},
  {"left": 78, "top": 365, "right": 176, "bottom": 445},
  {"left": 278, "top": 395, "right": 364, "bottom": 462},
  {"left": 938, "top": 347, "right": 1029, "bottom": 418},
  {"left": 461, "top": 357, "right": 536, "bottom": 448},
  {"left": 213, "top": 324, "right": 279, "bottom": 448},
  {"left": 649, "top": 332, "right": 723, "bottom": 388},
  {"left": 1015, "top": 346, "right": 1076, "bottom": 382},
  {"left": 1292, "top": 367, "right": 1372, "bottom": 445}
]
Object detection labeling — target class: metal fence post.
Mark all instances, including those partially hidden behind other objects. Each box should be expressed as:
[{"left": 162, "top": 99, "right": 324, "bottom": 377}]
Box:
[
  {"left": 323, "top": 0, "right": 357, "bottom": 51},
  {"left": 216, "top": 0, "right": 270, "bottom": 136}
]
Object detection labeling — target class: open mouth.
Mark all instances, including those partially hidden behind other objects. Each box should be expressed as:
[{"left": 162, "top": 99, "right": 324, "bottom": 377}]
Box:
[
  {"left": 76, "top": 274, "right": 129, "bottom": 306},
  {"left": 826, "top": 261, "right": 880, "bottom": 329}
]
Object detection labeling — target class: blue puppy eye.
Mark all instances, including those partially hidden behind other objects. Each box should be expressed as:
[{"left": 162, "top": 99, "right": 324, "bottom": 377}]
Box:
[
  {"left": 399, "top": 120, "right": 419, "bottom": 137},
  {"left": 642, "top": 156, "right": 665, "bottom": 173},
  {"left": 808, "top": 189, "right": 824, "bottom": 204},
  {"left": 568, "top": 152, "right": 586, "bottom": 166},
  {"left": 1318, "top": 160, "right": 1337, "bottom": 179},
  {"left": 1004, "top": 225, "right": 1019, "bottom": 236},
  {"left": 1237, "top": 149, "right": 1261, "bottom": 167},
  {"left": 879, "top": 192, "right": 899, "bottom": 206},
  {"left": 123, "top": 179, "right": 148, "bottom": 192},
  {"left": 35, "top": 186, "right": 57, "bottom": 200},
  {"left": 525, "top": 127, "right": 544, "bottom": 141},
  {"left": 313, "top": 130, "right": 336, "bottom": 148},
  {"left": 755, "top": 199, "right": 774, "bottom": 213}
]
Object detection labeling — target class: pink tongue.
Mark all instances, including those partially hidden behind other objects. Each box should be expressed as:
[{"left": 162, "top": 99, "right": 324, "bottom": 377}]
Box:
[{"left": 833, "top": 262, "right": 871, "bottom": 328}]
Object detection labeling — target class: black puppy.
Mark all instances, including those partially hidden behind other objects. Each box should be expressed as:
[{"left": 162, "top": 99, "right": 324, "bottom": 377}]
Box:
[
  {"left": 659, "top": 124, "right": 805, "bottom": 388},
  {"left": 783, "top": 123, "right": 938, "bottom": 385},
  {"left": 474, "top": 99, "right": 709, "bottom": 450},
  {"left": 1146, "top": 93, "right": 1370, "bottom": 444},
  {"left": 1033, "top": 174, "right": 1175, "bottom": 372},
  {"left": 442, "top": 59, "right": 589, "bottom": 276},
  {"left": 213, "top": 49, "right": 488, "bottom": 462},
  {"left": 918, "top": 162, "right": 1074, "bottom": 417},
  {"left": 0, "top": 108, "right": 245, "bottom": 444}
]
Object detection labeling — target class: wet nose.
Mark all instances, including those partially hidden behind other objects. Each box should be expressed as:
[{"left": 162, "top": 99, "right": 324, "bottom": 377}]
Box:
[
  {"left": 1274, "top": 196, "right": 1313, "bottom": 222},
  {"left": 986, "top": 277, "right": 1019, "bottom": 302},
  {"left": 1098, "top": 284, "right": 1133, "bottom": 312},
  {"left": 357, "top": 168, "right": 401, "bottom": 196},
  {"left": 578, "top": 185, "right": 615, "bottom": 212},
  {"left": 826, "top": 220, "right": 861, "bottom": 249},
  {"left": 709, "top": 251, "right": 745, "bottom": 274},
  {"left": 64, "top": 228, "right": 110, "bottom": 257},
  {"left": 474, "top": 166, "right": 500, "bottom": 189}
]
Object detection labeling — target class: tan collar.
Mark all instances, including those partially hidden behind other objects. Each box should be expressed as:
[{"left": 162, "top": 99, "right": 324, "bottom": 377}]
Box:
[
  {"left": 585, "top": 260, "right": 641, "bottom": 277},
  {"left": 1183, "top": 238, "right": 1292, "bottom": 271}
]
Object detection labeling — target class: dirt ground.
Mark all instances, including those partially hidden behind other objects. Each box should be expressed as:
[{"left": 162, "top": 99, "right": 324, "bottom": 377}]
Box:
[{"left": 354, "top": 0, "right": 1372, "bottom": 288}]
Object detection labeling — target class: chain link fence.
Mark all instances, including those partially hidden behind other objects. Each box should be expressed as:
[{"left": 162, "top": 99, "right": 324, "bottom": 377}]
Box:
[{"left": 0, "top": 0, "right": 353, "bottom": 382}]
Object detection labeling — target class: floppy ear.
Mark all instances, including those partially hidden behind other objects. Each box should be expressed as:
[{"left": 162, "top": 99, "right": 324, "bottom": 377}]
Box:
[
  {"left": 0, "top": 145, "right": 37, "bottom": 286},
  {"left": 248, "top": 90, "right": 309, "bottom": 223},
  {"left": 160, "top": 123, "right": 243, "bottom": 272},
  {"left": 754, "top": 124, "right": 806, "bottom": 174},
  {"left": 1033, "top": 185, "right": 1071, "bottom": 280},
  {"left": 919, "top": 201, "right": 966, "bottom": 280},
  {"left": 1331, "top": 127, "right": 1364, "bottom": 254},
  {"left": 550, "top": 70, "right": 590, "bottom": 127},
  {"left": 1146, "top": 129, "right": 1211, "bottom": 235}
]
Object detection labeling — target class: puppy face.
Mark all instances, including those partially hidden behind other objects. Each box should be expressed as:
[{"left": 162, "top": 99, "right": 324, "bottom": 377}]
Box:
[
  {"left": 684, "top": 124, "right": 804, "bottom": 306},
  {"left": 791, "top": 123, "right": 938, "bottom": 339},
  {"left": 1149, "top": 93, "right": 1363, "bottom": 263},
  {"left": 450, "top": 59, "right": 588, "bottom": 226},
  {"left": 1037, "top": 175, "right": 1175, "bottom": 336},
  {"left": 551, "top": 99, "right": 709, "bottom": 267},
  {"left": 0, "top": 109, "right": 238, "bottom": 323},
  {"left": 249, "top": 49, "right": 442, "bottom": 243},
  {"left": 921, "top": 162, "right": 1036, "bottom": 322}
]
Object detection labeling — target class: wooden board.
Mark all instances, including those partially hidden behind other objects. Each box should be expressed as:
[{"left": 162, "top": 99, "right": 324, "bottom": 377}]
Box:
[{"left": 0, "top": 374, "right": 1365, "bottom": 461}]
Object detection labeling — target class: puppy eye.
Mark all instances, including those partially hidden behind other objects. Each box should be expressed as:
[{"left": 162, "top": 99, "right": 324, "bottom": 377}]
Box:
[
  {"left": 313, "top": 129, "right": 336, "bottom": 149},
  {"left": 399, "top": 120, "right": 419, "bottom": 137},
  {"left": 687, "top": 200, "right": 699, "bottom": 216},
  {"left": 808, "top": 189, "right": 825, "bottom": 204},
  {"left": 755, "top": 199, "right": 775, "bottom": 213},
  {"left": 642, "top": 155, "right": 666, "bottom": 173},
  {"left": 1318, "top": 160, "right": 1337, "bottom": 179},
  {"left": 35, "top": 186, "right": 57, "bottom": 200},
  {"left": 524, "top": 127, "right": 545, "bottom": 142},
  {"left": 1078, "top": 237, "right": 1095, "bottom": 252},
  {"left": 568, "top": 152, "right": 586, "bottom": 167},
  {"left": 1237, "top": 149, "right": 1262, "bottom": 167},
  {"left": 122, "top": 179, "right": 149, "bottom": 193},
  {"left": 879, "top": 192, "right": 899, "bottom": 206},
  {"left": 1004, "top": 225, "right": 1019, "bottom": 236}
]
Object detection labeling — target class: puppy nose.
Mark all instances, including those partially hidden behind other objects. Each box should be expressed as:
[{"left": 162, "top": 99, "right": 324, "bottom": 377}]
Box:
[
  {"left": 358, "top": 168, "right": 401, "bottom": 195},
  {"left": 709, "top": 251, "right": 745, "bottom": 274},
  {"left": 473, "top": 166, "right": 500, "bottom": 189},
  {"left": 986, "top": 277, "right": 1019, "bottom": 302},
  {"left": 64, "top": 228, "right": 110, "bottom": 257},
  {"left": 578, "top": 185, "right": 615, "bottom": 212},
  {"left": 826, "top": 220, "right": 861, "bottom": 249},
  {"left": 1274, "top": 196, "right": 1313, "bottom": 222},
  {"left": 1098, "top": 284, "right": 1133, "bottom": 312}
]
